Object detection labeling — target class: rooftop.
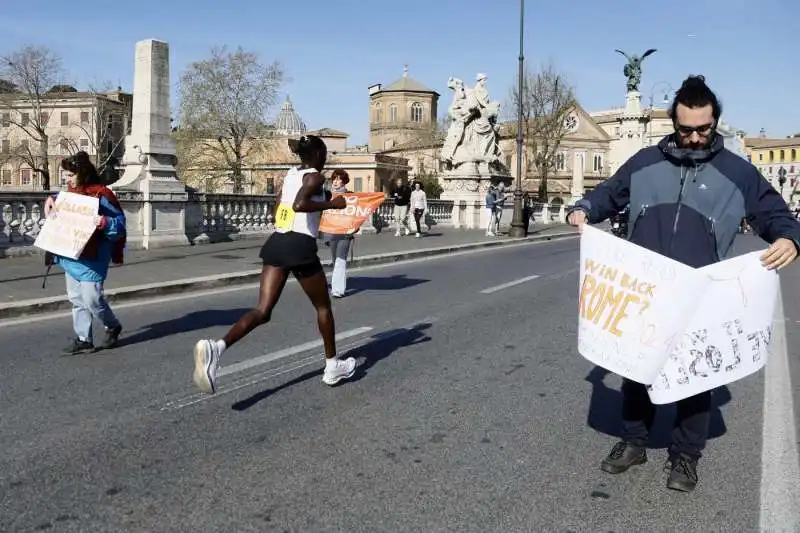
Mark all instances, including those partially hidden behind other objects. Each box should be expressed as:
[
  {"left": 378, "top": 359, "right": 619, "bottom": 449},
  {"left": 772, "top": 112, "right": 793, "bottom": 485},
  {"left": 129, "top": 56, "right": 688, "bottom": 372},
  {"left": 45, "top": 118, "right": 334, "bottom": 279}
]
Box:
[{"left": 374, "top": 66, "right": 439, "bottom": 96}]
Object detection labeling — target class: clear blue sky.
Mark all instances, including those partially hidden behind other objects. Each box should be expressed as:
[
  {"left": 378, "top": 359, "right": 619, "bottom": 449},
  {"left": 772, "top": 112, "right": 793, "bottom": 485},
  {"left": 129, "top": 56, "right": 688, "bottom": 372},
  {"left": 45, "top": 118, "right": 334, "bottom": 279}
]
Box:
[{"left": 1, "top": 0, "right": 796, "bottom": 145}]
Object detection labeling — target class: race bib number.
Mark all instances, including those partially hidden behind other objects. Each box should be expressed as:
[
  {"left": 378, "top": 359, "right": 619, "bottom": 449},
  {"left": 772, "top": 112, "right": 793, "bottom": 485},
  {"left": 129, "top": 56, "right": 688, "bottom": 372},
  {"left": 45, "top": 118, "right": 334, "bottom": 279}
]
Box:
[{"left": 275, "top": 203, "right": 295, "bottom": 230}]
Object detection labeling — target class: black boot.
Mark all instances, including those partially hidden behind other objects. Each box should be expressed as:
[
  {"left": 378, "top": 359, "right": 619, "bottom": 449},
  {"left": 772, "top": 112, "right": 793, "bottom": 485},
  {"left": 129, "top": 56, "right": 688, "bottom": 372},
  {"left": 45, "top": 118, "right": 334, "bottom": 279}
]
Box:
[
  {"left": 600, "top": 441, "right": 647, "bottom": 474},
  {"left": 102, "top": 325, "right": 123, "bottom": 349},
  {"left": 63, "top": 338, "right": 94, "bottom": 355},
  {"left": 665, "top": 454, "right": 698, "bottom": 492}
]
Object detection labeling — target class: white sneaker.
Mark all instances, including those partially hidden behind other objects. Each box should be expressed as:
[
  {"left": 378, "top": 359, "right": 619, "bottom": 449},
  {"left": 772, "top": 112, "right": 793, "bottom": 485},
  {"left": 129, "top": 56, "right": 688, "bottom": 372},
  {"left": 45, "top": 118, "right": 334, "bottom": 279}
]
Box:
[
  {"left": 404, "top": 228, "right": 411, "bottom": 236},
  {"left": 394, "top": 231, "right": 401, "bottom": 237},
  {"left": 193, "top": 339, "right": 219, "bottom": 394},
  {"left": 322, "top": 356, "right": 357, "bottom": 386}
]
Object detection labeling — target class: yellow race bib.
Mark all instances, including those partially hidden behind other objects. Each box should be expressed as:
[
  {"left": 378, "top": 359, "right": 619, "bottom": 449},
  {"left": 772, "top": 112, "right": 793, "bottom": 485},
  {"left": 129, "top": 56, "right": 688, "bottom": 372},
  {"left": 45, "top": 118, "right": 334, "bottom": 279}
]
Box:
[{"left": 274, "top": 203, "right": 296, "bottom": 231}]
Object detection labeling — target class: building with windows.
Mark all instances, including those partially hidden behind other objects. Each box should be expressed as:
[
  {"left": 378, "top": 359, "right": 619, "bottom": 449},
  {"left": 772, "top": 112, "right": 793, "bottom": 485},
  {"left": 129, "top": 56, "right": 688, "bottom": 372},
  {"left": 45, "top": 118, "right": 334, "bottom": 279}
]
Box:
[
  {"left": 178, "top": 95, "right": 409, "bottom": 194},
  {"left": 745, "top": 133, "right": 800, "bottom": 207},
  {"left": 0, "top": 86, "right": 131, "bottom": 190}
]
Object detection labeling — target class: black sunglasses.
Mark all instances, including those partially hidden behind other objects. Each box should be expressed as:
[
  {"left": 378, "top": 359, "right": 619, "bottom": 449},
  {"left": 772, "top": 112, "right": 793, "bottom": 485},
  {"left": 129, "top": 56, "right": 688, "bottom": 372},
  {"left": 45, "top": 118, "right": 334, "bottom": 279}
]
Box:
[{"left": 676, "top": 123, "right": 715, "bottom": 136}]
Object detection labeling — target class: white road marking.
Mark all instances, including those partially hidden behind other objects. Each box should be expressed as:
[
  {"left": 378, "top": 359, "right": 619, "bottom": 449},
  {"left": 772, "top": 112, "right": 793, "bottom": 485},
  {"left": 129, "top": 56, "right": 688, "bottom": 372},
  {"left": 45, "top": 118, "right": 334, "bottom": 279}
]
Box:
[
  {"left": 217, "top": 327, "right": 372, "bottom": 377},
  {"left": 162, "top": 317, "right": 437, "bottom": 411},
  {"left": 0, "top": 236, "right": 575, "bottom": 328},
  {"left": 480, "top": 274, "right": 540, "bottom": 294},
  {"left": 759, "top": 290, "right": 800, "bottom": 532}
]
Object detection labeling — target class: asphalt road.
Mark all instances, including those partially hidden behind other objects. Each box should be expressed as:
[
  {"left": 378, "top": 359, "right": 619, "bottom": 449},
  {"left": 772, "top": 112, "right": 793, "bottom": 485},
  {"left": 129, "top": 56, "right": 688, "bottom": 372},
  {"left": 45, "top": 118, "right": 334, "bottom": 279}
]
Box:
[{"left": 1, "top": 233, "right": 798, "bottom": 533}]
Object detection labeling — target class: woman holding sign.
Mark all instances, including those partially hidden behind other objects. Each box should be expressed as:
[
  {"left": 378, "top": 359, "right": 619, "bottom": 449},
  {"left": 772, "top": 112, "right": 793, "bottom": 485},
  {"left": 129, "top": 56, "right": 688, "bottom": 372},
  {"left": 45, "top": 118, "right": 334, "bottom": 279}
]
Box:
[
  {"left": 320, "top": 169, "right": 354, "bottom": 298},
  {"left": 44, "top": 152, "right": 126, "bottom": 354},
  {"left": 192, "top": 135, "right": 357, "bottom": 394}
]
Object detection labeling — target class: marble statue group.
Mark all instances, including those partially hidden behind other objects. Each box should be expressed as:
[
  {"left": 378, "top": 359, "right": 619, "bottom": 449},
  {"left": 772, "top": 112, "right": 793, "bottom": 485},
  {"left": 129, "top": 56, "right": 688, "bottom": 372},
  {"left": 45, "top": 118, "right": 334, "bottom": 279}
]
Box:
[{"left": 441, "top": 73, "right": 504, "bottom": 172}]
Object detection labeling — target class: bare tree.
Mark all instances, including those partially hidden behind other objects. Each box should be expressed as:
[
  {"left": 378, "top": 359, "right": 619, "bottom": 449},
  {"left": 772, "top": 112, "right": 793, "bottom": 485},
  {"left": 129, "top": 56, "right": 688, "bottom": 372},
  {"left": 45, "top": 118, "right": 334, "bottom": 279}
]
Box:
[
  {"left": 0, "top": 45, "right": 67, "bottom": 190},
  {"left": 177, "top": 46, "right": 284, "bottom": 194},
  {"left": 508, "top": 62, "right": 575, "bottom": 200}
]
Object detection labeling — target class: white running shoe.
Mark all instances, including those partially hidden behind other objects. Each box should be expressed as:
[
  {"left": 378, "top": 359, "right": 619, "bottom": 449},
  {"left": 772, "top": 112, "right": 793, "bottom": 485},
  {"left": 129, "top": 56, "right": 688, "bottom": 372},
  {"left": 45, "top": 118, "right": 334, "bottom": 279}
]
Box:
[
  {"left": 193, "top": 339, "right": 219, "bottom": 394},
  {"left": 322, "top": 357, "right": 357, "bottom": 386}
]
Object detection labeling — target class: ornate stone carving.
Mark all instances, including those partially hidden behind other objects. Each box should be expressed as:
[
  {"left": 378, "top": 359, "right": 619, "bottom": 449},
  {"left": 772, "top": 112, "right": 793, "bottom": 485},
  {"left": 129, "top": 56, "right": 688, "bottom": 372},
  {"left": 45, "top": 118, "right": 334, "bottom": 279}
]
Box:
[{"left": 615, "top": 48, "right": 657, "bottom": 93}]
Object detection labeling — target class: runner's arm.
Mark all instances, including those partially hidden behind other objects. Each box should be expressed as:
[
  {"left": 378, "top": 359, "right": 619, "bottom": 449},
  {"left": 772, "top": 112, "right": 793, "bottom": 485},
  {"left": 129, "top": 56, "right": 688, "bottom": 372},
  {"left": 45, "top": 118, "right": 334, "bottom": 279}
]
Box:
[{"left": 293, "top": 171, "right": 345, "bottom": 212}]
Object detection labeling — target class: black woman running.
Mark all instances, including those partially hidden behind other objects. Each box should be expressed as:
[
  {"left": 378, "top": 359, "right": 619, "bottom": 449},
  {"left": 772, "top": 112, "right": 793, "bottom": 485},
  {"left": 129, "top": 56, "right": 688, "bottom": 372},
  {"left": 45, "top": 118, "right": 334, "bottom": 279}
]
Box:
[{"left": 192, "top": 135, "right": 357, "bottom": 393}]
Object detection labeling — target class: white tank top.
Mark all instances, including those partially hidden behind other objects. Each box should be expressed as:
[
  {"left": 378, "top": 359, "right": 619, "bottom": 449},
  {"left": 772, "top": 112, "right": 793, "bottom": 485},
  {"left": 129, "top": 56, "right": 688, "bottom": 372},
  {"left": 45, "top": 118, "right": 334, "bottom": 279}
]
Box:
[{"left": 275, "top": 167, "right": 325, "bottom": 238}]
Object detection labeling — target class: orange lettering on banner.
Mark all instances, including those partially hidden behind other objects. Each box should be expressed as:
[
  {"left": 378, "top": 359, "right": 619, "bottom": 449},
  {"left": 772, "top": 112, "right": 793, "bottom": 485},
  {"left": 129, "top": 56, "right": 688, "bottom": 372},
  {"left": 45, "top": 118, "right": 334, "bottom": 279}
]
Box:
[
  {"left": 579, "top": 258, "right": 657, "bottom": 338},
  {"left": 319, "top": 192, "right": 387, "bottom": 235}
]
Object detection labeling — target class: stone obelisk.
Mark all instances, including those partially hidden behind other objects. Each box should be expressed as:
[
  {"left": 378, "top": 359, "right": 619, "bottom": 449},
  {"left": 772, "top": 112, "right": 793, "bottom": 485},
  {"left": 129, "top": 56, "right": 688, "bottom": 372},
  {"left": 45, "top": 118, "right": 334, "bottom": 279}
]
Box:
[{"left": 113, "top": 39, "right": 188, "bottom": 249}]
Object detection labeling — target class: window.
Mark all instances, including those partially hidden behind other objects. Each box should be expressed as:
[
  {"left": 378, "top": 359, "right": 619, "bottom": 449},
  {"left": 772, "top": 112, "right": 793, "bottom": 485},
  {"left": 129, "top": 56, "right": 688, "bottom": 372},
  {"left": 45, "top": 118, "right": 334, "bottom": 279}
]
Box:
[
  {"left": 556, "top": 152, "right": 566, "bottom": 171},
  {"left": 60, "top": 112, "right": 69, "bottom": 126},
  {"left": 792, "top": 149, "right": 797, "bottom": 161},
  {"left": 106, "top": 114, "right": 114, "bottom": 129},
  {"left": 266, "top": 179, "right": 275, "bottom": 194},
  {"left": 20, "top": 168, "right": 32, "bottom": 186},
  {"left": 81, "top": 111, "right": 90, "bottom": 124},
  {"left": 374, "top": 103, "right": 382, "bottom": 123},
  {"left": 389, "top": 104, "right": 397, "bottom": 123},
  {"left": 59, "top": 138, "right": 70, "bottom": 153},
  {"left": 1, "top": 113, "right": 9, "bottom": 127},
  {"left": 592, "top": 154, "right": 603, "bottom": 173},
  {"left": 39, "top": 112, "right": 48, "bottom": 125},
  {"left": 1, "top": 140, "right": 9, "bottom": 154},
  {"left": 1, "top": 168, "right": 11, "bottom": 186},
  {"left": 21, "top": 113, "right": 29, "bottom": 126},
  {"left": 759, "top": 153, "right": 763, "bottom": 161},
  {"left": 79, "top": 138, "right": 89, "bottom": 150},
  {"left": 410, "top": 102, "right": 424, "bottom": 122},
  {"left": 354, "top": 177, "right": 363, "bottom": 192},
  {"left": 19, "top": 139, "right": 28, "bottom": 151},
  {"left": 106, "top": 140, "right": 113, "bottom": 154},
  {"left": 769, "top": 151, "right": 775, "bottom": 163},
  {"left": 780, "top": 149, "right": 785, "bottom": 162}
]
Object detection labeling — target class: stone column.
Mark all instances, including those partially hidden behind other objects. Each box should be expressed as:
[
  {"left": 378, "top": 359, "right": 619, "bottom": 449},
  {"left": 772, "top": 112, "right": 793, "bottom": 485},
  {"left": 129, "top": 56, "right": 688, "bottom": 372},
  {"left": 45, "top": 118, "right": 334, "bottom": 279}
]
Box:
[
  {"left": 571, "top": 151, "right": 585, "bottom": 203},
  {"left": 112, "top": 39, "right": 189, "bottom": 249}
]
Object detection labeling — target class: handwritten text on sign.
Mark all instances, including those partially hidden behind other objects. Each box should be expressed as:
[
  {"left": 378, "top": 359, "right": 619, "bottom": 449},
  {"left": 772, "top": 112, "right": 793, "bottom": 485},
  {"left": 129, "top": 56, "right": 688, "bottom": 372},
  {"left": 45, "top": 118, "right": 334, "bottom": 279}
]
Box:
[
  {"left": 577, "top": 226, "right": 710, "bottom": 385},
  {"left": 33, "top": 192, "right": 99, "bottom": 260}
]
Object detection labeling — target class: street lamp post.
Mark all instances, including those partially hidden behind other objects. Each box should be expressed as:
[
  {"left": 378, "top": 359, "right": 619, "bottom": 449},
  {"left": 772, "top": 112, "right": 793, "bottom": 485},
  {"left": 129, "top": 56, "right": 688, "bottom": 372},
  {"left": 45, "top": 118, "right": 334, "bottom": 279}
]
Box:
[{"left": 508, "top": 0, "right": 527, "bottom": 238}]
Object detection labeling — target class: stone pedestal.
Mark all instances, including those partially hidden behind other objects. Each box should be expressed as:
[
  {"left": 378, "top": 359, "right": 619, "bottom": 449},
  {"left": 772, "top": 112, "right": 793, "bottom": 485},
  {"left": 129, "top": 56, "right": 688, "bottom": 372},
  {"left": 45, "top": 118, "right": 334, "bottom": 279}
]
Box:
[
  {"left": 440, "top": 162, "right": 511, "bottom": 230},
  {"left": 112, "top": 39, "right": 189, "bottom": 249}
]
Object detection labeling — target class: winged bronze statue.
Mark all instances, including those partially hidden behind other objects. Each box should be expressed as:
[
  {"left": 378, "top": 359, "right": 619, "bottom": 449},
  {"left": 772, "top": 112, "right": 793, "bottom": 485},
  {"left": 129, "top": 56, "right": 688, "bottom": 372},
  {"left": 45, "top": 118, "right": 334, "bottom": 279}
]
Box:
[{"left": 615, "top": 48, "right": 657, "bottom": 92}]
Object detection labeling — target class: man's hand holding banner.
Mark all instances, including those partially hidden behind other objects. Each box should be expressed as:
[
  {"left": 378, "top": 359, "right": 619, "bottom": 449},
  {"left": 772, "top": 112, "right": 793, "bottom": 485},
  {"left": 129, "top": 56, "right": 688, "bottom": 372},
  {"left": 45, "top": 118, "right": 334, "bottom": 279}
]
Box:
[{"left": 319, "top": 192, "right": 386, "bottom": 235}]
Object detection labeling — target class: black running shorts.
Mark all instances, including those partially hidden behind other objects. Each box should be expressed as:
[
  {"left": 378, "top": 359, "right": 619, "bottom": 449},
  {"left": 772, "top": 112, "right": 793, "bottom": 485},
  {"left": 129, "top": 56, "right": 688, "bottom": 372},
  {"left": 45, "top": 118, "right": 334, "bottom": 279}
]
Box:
[{"left": 259, "top": 231, "right": 323, "bottom": 279}]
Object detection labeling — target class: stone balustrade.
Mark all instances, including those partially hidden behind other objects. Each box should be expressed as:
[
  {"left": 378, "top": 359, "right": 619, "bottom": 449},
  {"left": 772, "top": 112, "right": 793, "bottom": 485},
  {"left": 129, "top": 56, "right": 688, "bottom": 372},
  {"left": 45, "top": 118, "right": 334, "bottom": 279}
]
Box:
[{"left": 0, "top": 191, "right": 568, "bottom": 257}]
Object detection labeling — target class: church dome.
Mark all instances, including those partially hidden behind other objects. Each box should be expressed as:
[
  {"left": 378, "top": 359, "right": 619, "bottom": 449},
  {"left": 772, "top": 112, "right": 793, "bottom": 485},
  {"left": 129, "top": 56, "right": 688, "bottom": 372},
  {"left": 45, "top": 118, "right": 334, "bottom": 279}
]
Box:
[{"left": 275, "top": 95, "right": 307, "bottom": 136}]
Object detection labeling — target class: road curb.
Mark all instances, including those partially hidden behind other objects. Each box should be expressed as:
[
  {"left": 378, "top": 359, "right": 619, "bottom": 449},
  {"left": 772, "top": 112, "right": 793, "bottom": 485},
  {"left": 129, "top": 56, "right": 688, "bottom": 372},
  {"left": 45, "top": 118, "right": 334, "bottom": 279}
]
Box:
[{"left": 0, "top": 230, "right": 577, "bottom": 319}]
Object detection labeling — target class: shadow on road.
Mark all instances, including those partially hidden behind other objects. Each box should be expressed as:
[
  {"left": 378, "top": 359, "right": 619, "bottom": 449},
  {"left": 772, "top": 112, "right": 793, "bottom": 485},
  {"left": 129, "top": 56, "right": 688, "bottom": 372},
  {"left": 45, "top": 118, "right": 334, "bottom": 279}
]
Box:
[
  {"left": 343, "top": 274, "right": 429, "bottom": 296},
  {"left": 118, "top": 308, "right": 251, "bottom": 346},
  {"left": 231, "top": 322, "right": 433, "bottom": 411},
  {"left": 584, "top": 366, "right": 730, "bottom": 449}
]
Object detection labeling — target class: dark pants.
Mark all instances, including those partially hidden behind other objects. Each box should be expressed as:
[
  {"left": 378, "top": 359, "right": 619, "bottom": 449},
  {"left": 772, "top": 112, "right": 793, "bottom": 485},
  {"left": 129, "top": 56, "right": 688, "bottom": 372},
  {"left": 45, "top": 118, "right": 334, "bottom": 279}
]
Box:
[
  {"left": 413, "top": 208, "right": 424, "bottom": 234},
  {"left": 621, "top": 378, "right": 711, "bottom": 459}
]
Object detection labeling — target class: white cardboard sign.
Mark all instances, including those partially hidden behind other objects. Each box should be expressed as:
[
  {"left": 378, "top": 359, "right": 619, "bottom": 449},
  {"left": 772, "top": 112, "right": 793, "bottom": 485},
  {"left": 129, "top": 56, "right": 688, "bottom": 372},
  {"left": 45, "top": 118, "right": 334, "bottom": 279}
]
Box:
[
  {"left": 33, "top": 191, "right": 99, "bottom": 260},
  {"left": 578, "top": 225, "right": 779, "bottom": 404}
]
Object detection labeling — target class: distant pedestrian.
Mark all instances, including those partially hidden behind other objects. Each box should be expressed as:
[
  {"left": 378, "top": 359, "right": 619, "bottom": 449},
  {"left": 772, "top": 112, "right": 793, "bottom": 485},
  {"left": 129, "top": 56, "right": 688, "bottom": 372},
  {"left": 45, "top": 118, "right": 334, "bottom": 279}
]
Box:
[
  {"left": 485, "top": 184, "right": 497, "bottom": 236},
  {"left": 391, "top": 177, "right": 412, "bottom": 236},
  {"left": 44, "top": 151, "right": 126, "bottom": 354},
  {"left": 322, "top": 169, "right": 354, "bottom": 298},
  {"left": 493, "top": 182, "right": 509, "bottom": 233},
  {"left": 192, "top": 135, "right": 357, "bottom": 394},
  {"left": 410, "top": 181, "right": 428, "bottom": 237}
]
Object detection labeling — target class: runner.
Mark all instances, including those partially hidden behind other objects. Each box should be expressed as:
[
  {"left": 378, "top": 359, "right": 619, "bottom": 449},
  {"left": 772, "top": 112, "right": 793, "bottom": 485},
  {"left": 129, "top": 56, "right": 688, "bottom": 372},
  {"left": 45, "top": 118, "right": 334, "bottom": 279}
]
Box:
[{"left": 192, "top": 135, "right": 357, "bottom": 394}]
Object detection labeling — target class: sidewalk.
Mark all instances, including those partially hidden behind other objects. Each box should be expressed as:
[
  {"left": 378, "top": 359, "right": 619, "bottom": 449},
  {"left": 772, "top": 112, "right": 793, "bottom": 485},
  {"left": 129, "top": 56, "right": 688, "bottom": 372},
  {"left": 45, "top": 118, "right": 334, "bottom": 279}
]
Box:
[{"left": 0, "top": 224, "right": 576, "bottom": 318}]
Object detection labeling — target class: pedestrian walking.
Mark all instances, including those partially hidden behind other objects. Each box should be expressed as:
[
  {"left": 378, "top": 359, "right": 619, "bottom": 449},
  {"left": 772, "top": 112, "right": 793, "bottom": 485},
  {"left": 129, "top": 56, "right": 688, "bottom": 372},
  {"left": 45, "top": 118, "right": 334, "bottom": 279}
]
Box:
[
  {"left": 410, "top": 181, "right": 428, "bottom": 237},
  {"left": 485, "top": 183, "right": 497, "bottom": 236},
  {"left": 44, "top": 151, "right": 126, "bottom": 354},
  {"left": 192, "top": 135, "right": 357, "bottom": 394},
  {"left": 567, "top": 75, "right": 800, "bottom": 492},
  {"left": 322, "top": 169, "right": 354, "bottom": 298},
  {"left": 391, "top": 177, "right": 412, "bottom": 236}
]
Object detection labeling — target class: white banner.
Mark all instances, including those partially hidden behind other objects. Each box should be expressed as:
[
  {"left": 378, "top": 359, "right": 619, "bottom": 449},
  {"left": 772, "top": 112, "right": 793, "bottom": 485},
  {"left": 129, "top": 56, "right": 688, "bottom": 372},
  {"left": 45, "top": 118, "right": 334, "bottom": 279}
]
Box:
[
  {"left": 647, "top": 251, "right": 778, "bottom": 404},
  {"left": 577, "top": 226, "right": 779, "bottom": 404},
  {"left": 33, "top": 192, "right": 99, "bottom": 260}
]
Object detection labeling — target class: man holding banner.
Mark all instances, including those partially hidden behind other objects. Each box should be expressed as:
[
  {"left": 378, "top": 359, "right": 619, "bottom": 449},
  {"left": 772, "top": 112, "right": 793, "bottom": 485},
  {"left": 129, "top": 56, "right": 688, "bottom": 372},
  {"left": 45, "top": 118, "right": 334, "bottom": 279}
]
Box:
[{"left": 567, "top": 75, "right": 800, "bottom": 492}]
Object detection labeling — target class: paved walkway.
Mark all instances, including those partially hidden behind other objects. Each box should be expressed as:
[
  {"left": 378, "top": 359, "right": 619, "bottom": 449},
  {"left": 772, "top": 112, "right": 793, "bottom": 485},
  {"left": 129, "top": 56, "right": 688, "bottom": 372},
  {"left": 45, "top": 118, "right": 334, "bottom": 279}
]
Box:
[{"left": 0, "top": 224, "right": 573, "bottom": 304}]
